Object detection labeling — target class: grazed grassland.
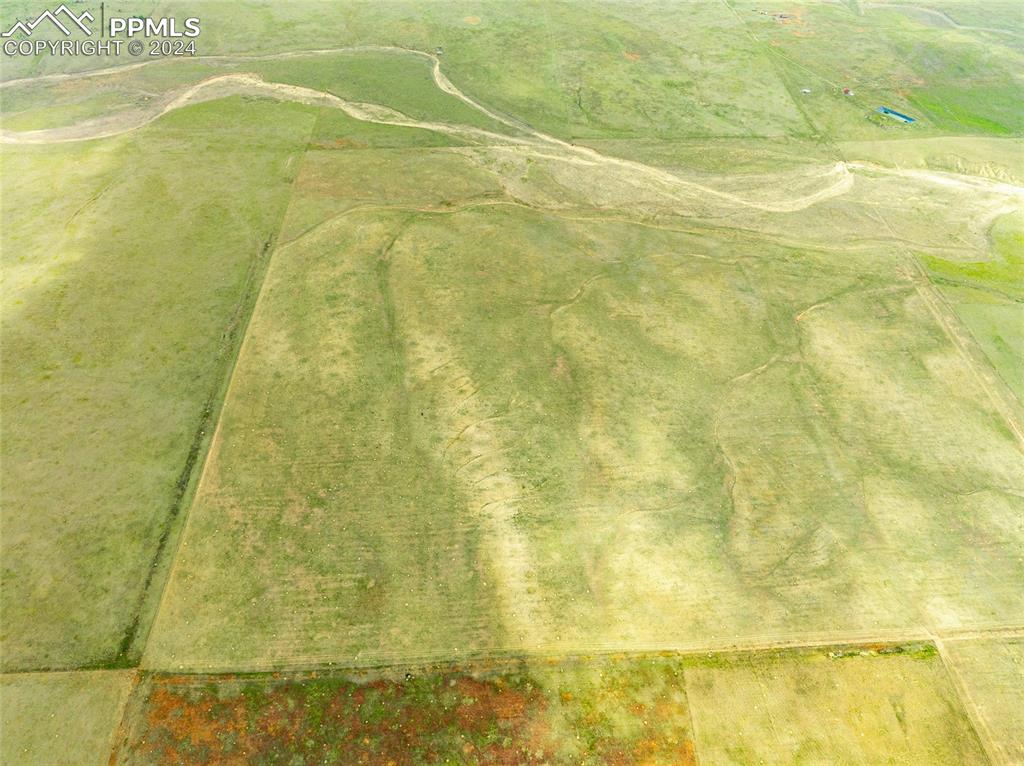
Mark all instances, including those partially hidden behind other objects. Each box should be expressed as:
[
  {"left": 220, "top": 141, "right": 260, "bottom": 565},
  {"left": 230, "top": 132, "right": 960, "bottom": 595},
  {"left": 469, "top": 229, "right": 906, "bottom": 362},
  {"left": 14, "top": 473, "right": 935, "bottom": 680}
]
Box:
[
  {"left": 837, "top": 136, "right": 1024, "bottom": 183},
  {"left": 732, "top": 0, "right": 1024, "bottom": 140},
  {"left": 0, "top": 97, "right": 317, "bottom": 670},
  {"left": 684, "top": 644, "right": 988, "bottom": 765},
  {"left": 1, "top": 1, "right": 1022, "bottom": 763},
  {"left": 920, "top": 211, "right": 1024, "bottom": 403},
  {"left": 146, "top": 193, "right": 1024, "bottom": 671},
  {"left": 0, "top": 670, "right": 134, "bottom": 765},
  {"left": 277, "top": 140, "right": 503, "bottom": 243},
  {"left": 144, "top": 208, "right": 508, "bottom": 670},
  {"left": 9, "top": 0, "right": 1018, "bottom": 142},
  {"left": 944, "top": 637, "right": 1024, "bottom": 765}
]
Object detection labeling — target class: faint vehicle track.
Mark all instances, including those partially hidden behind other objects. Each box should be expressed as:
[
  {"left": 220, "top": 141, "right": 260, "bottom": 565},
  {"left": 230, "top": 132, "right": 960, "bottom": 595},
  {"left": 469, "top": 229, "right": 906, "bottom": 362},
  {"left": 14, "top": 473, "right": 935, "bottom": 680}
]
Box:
[
  {"left": 862, "top": 3, "right": 1022, "bottom": 36},
  {"left": 931, "top": 633, "right": 1007, "bottom": 766},
  {"left": 8, "top": 46, "right": 1010, "bottom": 216},
  {"left": 905, "top": 253, "right": 1024, "bottom": 451}
]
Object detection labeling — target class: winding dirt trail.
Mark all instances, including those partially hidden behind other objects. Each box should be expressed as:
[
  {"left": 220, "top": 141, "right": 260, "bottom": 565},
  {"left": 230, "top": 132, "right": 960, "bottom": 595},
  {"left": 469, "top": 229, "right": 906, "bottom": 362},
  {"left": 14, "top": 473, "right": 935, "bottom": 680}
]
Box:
[
  {"left": 2, "top": 44, "right": 849, "bottom": 212},
  {"left": 0, "top": 69, "right": 529, "bottom": 147},
  {"left": 4, "top": 45, "right": 1022, "bottom": 215},
  {"left": 846, "top": 161, "right": 1024, "bottom": 197}
]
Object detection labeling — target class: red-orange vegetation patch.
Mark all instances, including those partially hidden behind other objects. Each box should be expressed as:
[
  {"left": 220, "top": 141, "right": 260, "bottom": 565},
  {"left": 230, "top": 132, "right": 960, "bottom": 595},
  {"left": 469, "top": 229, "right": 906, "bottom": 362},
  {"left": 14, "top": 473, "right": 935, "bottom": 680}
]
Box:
[
  {"left": 121, "top": 660, "right": 698, "bottom": 765},
  {"left": 141, "top": 686, "right": 255, "bottom": 765},
  {"left": 578, "top": 717, "right": 697, "bottom": 766},
  {"left": 123, "top": 671, "right": 553, "bottom": 765}
]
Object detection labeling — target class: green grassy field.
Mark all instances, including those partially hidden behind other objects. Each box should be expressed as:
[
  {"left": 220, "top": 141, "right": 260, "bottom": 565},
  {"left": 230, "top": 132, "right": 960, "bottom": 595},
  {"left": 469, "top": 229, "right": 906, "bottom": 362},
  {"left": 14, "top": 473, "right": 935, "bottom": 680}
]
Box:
[
  {"left": 945, "top": 637, "right": 1024, "bottom": 765},
  {"left": 0, "top": 670, "right": 134, "bottom": 765},
  {"left": 5, "top": 0, "right": 1020, "bottom": 140},
  {"left": 0, "top": 97, "right": 317, "bottom": 670},
  {"left": 144, "top": 196, "right": 1024, "bottom": 672},
  {"left": 732, "top": 0, "right": 1024, "bottom": 140},
  {"left": 920, "top": 211, "right": 1024, "bottom": 403},
  {"left": 1, "top": 0, "right": 1021, "bottom": 762}
]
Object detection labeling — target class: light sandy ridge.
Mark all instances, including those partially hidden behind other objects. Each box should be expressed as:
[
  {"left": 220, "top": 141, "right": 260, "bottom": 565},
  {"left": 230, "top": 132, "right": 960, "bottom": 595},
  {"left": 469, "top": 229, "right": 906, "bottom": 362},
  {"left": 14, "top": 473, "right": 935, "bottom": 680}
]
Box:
[{"left": 846, "top": 161, "right": 1024, "bottom": 198}]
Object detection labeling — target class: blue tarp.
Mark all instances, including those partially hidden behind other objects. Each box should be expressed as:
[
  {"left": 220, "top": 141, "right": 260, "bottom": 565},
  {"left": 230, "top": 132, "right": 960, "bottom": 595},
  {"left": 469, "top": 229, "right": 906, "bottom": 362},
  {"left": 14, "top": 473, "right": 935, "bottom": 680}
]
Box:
[{"left": 876, "top": 106, "right": 916, "bottom": 123}]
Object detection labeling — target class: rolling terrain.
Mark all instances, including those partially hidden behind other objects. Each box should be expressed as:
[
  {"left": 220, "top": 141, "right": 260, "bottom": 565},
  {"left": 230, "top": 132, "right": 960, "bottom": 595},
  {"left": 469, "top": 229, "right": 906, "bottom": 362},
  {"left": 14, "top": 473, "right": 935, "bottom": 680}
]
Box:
[{"left": 1, "top": 1, "right": 1022, "bottom": 763}]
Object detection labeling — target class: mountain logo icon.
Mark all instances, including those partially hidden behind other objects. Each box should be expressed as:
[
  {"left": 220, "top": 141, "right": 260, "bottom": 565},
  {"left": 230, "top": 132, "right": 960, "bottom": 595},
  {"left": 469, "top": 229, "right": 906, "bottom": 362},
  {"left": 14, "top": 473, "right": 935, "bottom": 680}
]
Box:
[{"left": 2, "top": 4, "right": 94, "bottom": 37}]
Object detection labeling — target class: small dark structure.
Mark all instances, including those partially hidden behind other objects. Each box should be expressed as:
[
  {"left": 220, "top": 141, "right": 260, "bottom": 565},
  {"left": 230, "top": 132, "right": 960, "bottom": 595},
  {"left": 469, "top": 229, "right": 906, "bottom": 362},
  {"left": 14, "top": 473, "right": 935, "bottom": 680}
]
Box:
[{"left": 876, "top": 106, "right": 916, "bottom": 124}]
